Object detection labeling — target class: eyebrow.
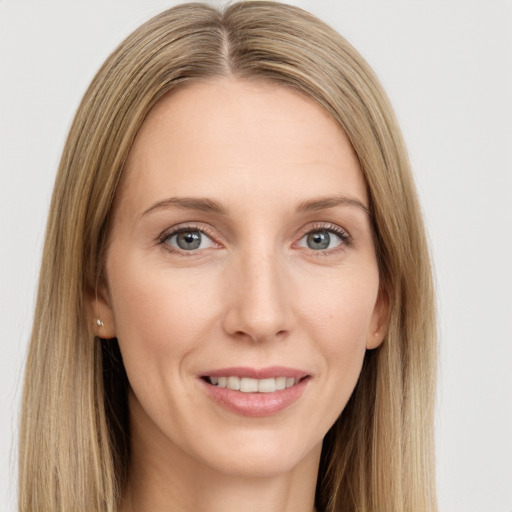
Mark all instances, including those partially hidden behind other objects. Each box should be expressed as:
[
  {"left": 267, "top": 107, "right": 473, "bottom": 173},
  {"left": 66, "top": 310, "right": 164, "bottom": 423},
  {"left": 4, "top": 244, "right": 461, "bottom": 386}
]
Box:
[
  {"left": 296, "top": 195, "right": 370, "bottom": 216},
  {"left": 141, "top": 194, "right": 370, "bottom": 218},
  {"left": 141, "top": 197, "right": 227, "bottom": 218}
]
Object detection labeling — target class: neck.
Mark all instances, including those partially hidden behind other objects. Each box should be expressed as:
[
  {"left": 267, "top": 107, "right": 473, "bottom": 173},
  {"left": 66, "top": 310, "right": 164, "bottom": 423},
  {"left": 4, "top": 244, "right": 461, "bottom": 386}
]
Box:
[
  {"left": 119, "top": 397, "right": 321, "bottom": 512},
  {"left": 121, "top": 459, "right": 320, "bottom": 512}
]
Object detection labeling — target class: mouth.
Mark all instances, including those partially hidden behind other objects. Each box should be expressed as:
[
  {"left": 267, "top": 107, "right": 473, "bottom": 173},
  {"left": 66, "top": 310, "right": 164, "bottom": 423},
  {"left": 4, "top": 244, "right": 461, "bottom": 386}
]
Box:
[
  {"left": 199, "top": 367, "right": 311, "bottom": 417},
  {"left": 202, "top": 375, "right": 307, "bottom": 393}
]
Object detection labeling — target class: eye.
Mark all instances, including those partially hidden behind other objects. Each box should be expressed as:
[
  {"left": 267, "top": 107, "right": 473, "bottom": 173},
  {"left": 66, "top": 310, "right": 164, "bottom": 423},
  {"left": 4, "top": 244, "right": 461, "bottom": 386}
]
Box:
[
  {"left": 298, "top": 228, "right": 349, "bottom": 251},
  {"left": 163, "top": 228, "right": 216, "bottom": 252}
]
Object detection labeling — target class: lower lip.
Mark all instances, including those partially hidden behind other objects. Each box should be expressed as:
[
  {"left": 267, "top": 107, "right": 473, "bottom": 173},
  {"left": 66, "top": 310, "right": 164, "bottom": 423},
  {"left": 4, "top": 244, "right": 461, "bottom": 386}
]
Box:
[{"left": 201, "top": 378, "right": 310, "bottom": 417}]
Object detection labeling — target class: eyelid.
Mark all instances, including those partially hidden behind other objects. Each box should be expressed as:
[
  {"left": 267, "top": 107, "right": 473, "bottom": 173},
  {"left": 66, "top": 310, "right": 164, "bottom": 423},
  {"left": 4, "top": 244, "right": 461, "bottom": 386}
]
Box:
[
  {"left": 158, "top": 223, "right": 221, "bottom": 252},
  {"left": 295, "top": 222, "right": 352, "bottom": 251},
  {"left": 156, "top": 221, "right": 352, "bottom": 255}
]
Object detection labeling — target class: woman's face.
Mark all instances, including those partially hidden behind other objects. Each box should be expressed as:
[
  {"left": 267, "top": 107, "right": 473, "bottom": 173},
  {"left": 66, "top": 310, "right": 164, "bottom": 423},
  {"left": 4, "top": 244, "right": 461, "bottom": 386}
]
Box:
[{"left": 96, "top": 79, "right": 387, "bottom": 478}]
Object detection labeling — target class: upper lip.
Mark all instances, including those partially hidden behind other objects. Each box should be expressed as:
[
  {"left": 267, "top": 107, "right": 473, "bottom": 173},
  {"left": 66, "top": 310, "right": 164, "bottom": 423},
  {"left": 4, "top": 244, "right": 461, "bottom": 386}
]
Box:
[{"left": 200, "top": 366, "right": 310, "bottom": 380}]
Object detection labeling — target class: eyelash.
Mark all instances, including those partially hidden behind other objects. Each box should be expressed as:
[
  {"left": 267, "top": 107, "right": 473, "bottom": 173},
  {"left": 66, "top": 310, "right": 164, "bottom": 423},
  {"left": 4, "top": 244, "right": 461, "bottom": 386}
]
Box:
[
  {"left": 157, "top": 222, "right": 352, "bottom": 255},
  {"left": 298, "top": 223, "right": 352, "bottom": 255},
  {"left": 158, "top": 224, "right": 218, "bottom": 255}
]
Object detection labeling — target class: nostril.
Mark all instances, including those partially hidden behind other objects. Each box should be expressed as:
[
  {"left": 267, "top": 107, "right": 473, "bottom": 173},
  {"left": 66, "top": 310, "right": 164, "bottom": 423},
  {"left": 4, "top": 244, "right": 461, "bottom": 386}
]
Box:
[{"left": 233, "top": 329, "right": 289, "bottom": 342}]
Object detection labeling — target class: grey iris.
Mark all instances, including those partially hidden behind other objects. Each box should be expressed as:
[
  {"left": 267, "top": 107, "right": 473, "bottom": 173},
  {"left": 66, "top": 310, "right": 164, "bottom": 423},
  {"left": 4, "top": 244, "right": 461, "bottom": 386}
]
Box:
[
  {"left": 177, "top": 231, "right": 202, "bottom": 250},
  {"left": 307, "top": 231, "right": 330, "bottom": 250}
]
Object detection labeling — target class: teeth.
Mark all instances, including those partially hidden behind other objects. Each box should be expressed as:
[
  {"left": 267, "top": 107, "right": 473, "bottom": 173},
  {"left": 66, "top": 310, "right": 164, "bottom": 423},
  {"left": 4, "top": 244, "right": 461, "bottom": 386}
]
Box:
[
  {"left": 209, "top": 376, "right": 300, "bottom": 393},
  {"left": 240, "top": 377, "right": 259, "bottom": 392},
  {"left": 275, "top": 376, "right": 286, "bottom": 390},
  {"left": 258, "top": 378, "right": 276, "bottom": 393},
  {"left": 227, "top": 376, "right": 240, "bottom": 391}
]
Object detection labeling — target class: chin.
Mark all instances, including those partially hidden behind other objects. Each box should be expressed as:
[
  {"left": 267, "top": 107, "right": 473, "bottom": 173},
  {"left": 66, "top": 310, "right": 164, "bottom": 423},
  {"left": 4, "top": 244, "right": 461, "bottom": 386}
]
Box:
[{"left": 190, "top": 428, "right": 323, "bottom": 479}]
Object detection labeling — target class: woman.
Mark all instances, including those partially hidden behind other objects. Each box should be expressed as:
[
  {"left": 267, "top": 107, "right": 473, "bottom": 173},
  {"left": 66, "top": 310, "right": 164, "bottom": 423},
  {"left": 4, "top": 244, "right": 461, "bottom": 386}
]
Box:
[{"left": 18, "top": 2, "right": 437, "bottom": 511}]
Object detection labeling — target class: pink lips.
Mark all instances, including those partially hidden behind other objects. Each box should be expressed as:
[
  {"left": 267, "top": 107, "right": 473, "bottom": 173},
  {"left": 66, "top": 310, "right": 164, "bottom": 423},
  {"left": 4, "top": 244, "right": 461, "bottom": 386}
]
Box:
[{"left": 200, "top": 366, "right": 310, "bottom": 417}]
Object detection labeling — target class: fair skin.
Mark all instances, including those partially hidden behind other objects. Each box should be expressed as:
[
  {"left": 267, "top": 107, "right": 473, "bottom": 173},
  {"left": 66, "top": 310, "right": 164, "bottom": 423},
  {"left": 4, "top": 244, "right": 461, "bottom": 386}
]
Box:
[{"left": 93, "top": 78, "right": 387, "bottom": 512}]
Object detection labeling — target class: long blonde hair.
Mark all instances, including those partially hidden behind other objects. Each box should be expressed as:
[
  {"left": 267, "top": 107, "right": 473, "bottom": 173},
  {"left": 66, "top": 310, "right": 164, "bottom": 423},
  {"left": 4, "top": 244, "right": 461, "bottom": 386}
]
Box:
[{"left": 19, "top": 2, "right": 437, "bottom": 511}]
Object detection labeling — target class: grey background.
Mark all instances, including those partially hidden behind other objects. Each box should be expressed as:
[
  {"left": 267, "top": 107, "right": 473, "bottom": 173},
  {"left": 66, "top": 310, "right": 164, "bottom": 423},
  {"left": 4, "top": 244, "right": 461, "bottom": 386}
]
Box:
[{"left": 1, "top": 1, "right": 511, "bottom": 511}]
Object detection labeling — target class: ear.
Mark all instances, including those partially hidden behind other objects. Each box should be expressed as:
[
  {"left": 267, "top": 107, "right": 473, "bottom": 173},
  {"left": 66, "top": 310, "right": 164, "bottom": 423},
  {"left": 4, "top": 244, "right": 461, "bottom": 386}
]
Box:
[
  {"left": 86, "top": 280, "right": 117, "bottom": 339},
  {"left": 366, "top": 286, "right": 390, "bottom": 350}
]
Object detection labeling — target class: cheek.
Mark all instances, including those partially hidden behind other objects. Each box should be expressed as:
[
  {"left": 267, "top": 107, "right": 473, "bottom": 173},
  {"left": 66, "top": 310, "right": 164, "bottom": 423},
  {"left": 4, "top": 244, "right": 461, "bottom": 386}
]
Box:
[
  {"left": 107, "top": 259, "right": 221, "bottom": 379},
  {"left": 300, "top": 268, "right": 379, "bottom": 346},
  {"left": 297, "top": 269, "right": 379, "bottom": 403}
]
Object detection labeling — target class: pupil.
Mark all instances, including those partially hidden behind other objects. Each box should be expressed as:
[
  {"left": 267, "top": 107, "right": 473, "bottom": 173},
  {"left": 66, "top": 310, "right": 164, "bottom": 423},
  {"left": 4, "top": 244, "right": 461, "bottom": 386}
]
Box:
[
  {"left": 307, "top": 231, "right": 330, "bottom": 250},
  {"left": 177, "top": 231, "right": 201, "bottom": 250}
]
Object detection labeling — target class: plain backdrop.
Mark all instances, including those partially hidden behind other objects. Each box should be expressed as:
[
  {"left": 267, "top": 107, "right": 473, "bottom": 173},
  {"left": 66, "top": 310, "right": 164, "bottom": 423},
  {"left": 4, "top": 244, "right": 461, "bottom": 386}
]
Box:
[{"left": 1, "top": 1, "right": 511, "bottom": 511}]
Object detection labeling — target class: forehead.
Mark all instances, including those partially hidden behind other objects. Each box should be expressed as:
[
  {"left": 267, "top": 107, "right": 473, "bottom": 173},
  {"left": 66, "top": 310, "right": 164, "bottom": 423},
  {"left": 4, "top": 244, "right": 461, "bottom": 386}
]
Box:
[{"left": 119, "top": 78, "right": 368, "bottom": 211}]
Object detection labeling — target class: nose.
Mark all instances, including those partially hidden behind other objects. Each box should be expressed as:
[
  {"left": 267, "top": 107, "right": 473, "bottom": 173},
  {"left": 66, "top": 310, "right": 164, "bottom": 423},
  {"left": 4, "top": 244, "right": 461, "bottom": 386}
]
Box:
[{"left": 222, "top": 248, "right": 293, "bottom": 343}]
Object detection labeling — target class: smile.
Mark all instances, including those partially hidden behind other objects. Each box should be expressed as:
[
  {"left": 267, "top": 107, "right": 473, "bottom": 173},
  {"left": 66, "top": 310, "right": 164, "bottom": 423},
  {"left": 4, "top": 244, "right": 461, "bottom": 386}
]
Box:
[
  {"left": 200, "top": 367, "right": 310, "bottom": 417},
  {"left": 206, "top": 376, "right": 301, "bottom": 393}
]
